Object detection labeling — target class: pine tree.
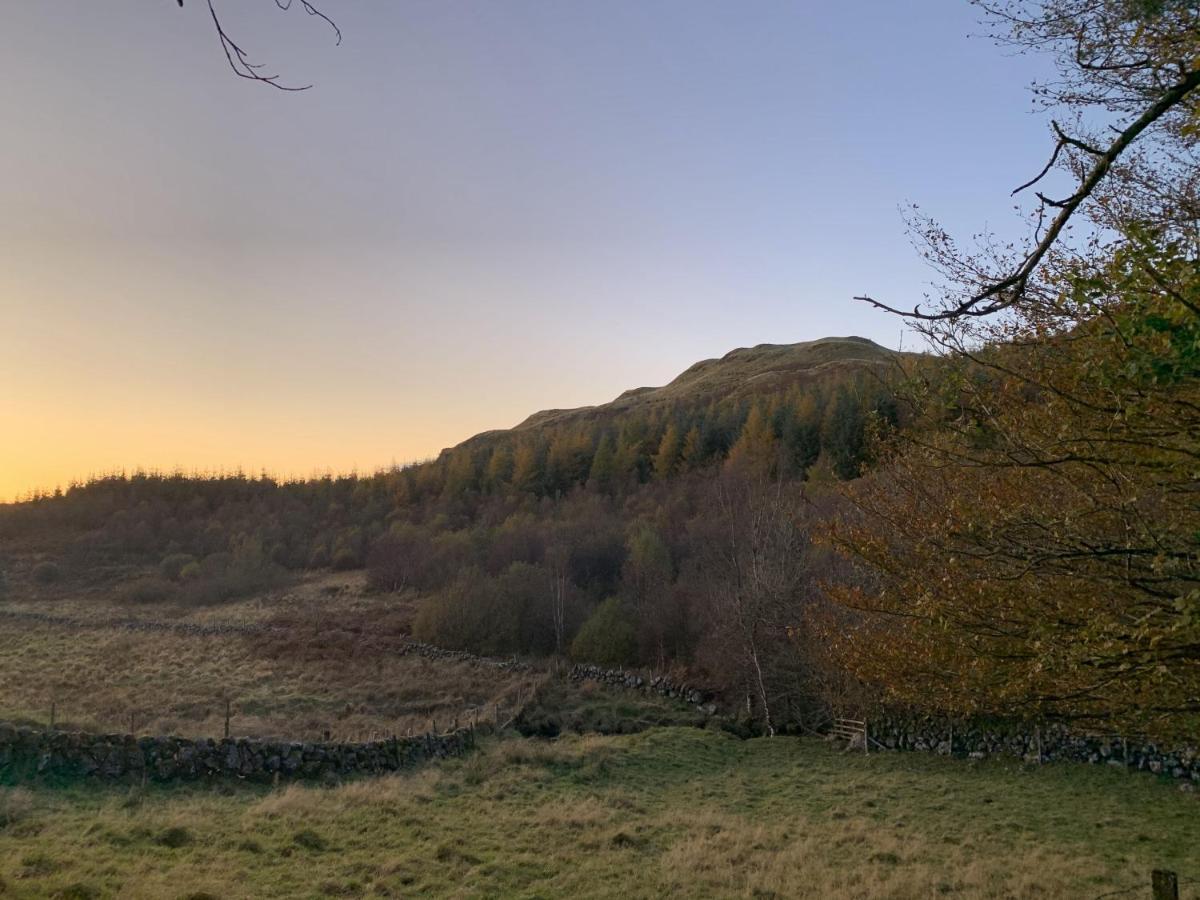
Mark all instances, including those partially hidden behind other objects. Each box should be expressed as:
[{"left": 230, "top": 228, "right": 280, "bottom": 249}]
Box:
[
  {"left": 680, "top": 425, "right": 704, "bottom": 471},
  {"left": 484, "top": 444, "right": 514, "bottom": 491},
  {"left": 653, "top": 422, "right": 682, "bottom": 480},
  {"left": 588, "top": 434, "right": 617, "bottom": 493},
  {"left": 511, "top": 441, "right": 544, "bottom": 495},
  {"left": 726, "top": 402, "right": 778, "bottom": 478},
  {"left": 823, "top": 388, "right": 866, "bottom": 480}
]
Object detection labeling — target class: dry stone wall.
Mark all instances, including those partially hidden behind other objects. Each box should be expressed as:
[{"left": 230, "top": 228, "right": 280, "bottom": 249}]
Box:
[
  {"left": 568, "top": 664, "right": 717, "bottom": 712},
  {"left": 0, "top": 722, "right": 477, "bottom": 783},
  {"left": 868, "top": 714, "right": 1199, "bottom": 783}
]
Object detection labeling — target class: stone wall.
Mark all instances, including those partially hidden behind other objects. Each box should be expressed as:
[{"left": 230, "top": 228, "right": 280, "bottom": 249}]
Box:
[
  {"left": 0, "top": 722, "right": 478, "bottom": 783},
  {"left": 867, "top": 714, "right": 1199, "bottom": 783},
  {"left": 568, "top": 664, "right": 717, "bottom": 712},
  {"left": 564, "top": 665, "right": 1199, "bottom": 784}
]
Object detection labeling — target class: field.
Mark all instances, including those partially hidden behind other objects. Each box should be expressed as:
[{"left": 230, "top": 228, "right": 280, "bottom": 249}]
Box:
[
  {"left": 2, "top": 568, "right": 1198, "bottom": 899},
  {"left": 0, "top": 572, "right": 539, "bottom": 740},
  {"left": 1, "top": 727, "right": 1198, "bottom": 899}
]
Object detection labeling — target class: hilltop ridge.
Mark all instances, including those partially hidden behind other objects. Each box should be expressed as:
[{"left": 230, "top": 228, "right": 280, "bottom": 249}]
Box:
[{"left": 456, "top": 335, "right": 901, "bottom": 449}]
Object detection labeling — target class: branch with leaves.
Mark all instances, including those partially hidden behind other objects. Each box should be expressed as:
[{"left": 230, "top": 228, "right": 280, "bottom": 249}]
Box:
[{"left": 855, "top": 0, "right": 1200, "bottom": 322}]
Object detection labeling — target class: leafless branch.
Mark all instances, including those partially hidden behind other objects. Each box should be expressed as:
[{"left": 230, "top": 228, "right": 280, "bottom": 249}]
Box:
[{"left": 179, "top": 0, "right": 340, "bottom": 90}]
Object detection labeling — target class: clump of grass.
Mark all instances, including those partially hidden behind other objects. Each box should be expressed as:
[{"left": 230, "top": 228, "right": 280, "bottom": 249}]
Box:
[
  {"left": 18, "top": 851, "right": 58, "bottom": 877},
  {"left": 293, "top": 828, "right": 328, "bottom": 851},
  {"left": 155, "top": 826, "right": 193, "bottom": 848},
  {"left": 0, "top": 787, "right": 34, "bottom": 828},
  {"left": 53, "top": 883, "right": 100, "bottom": 900},
  {"left": 31, "top": 561, "right": 62, "bottom": 585}
]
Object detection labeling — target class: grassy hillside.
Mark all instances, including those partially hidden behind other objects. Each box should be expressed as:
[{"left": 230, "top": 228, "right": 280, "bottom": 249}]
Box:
[
  {"left": 1, "top": 727, "right": 1196, "bottom": 899},
  {"left": 465, "top": 335, "right": 901, "bottom": 439}
]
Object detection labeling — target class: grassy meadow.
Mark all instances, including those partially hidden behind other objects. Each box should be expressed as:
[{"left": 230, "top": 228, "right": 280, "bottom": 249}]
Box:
[
  {"left": 0, "top": 573, "right": 536, "bottom": 740},
  {"left": 1, "top": 727, "right": 1197, "bottom": 899}
]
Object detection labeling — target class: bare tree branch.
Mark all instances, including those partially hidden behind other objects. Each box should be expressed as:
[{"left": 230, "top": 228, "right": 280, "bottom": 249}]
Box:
[{"left": 178, "top": 0, "right": 340, "bottom": 91}]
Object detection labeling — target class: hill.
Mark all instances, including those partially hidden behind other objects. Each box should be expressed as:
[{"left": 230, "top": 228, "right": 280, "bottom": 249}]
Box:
[{"left": 458, "top": 335, "right": 902, "bottom": 447}]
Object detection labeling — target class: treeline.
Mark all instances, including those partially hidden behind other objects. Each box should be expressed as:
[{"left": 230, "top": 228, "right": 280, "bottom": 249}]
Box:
[
  {"left": 0, "top": 370, "right": 895, "bottom": 579},
  {"left": 0, "top": 370, "right": 895, "bottom": 725}
]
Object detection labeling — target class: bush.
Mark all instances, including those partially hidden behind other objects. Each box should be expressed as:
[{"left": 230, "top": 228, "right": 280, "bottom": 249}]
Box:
[
  {"left": 330, "top": 548, "right": 360, "bottom": 571},
  {"left": 119, "top": 577, "right": 176, "bottom": 605},
  {"left": 365, "top": 524, "right": 429, "bottom": 591},
  {"left": 570, "top": 598, "right": 638, "bottom": 667},
  {"left": 176, "top": 543, "right": 287, "bottom": 606},
  {"left": 159, "top": 553, "right": 197, "bottom": 582},
  {"left": 31, "top": 561, "right": 62, "bottom": 585}
]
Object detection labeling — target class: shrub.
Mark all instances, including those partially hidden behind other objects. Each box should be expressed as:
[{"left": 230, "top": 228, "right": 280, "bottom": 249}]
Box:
[
  {"left": 330, "top": 548, "right": 360, "bottom": 571},
  {"left": 176, "top": 543, "right": 287, "bottom": 606},
  {"left": 31, "top": 561, "right": 62, "bottom": 585},
  {"left": 159, "top": 553, "right": 197, "bottom": 582},
  {"left": 55, "top": 883, "right": 100, "bottom": 900},
  {"left": 119, "top": 577, "right": 176, "bottom": 605},
  {"left": 365, "top": 525, "right": 427, "bottom": 591},
  {"left": 179, "top": 561, "right": 202, "bottom": 582},
  {"left": 570, "top": 598, "right": 637, "bottom": 667}
]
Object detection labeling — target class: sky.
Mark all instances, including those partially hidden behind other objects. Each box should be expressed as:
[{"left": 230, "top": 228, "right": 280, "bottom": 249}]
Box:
[{"left": 1, "top": 2, "right": 1058, "bottom": 500}]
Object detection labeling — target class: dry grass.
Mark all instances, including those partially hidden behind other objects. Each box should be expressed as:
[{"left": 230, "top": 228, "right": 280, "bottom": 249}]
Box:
[
  {"left": 0, "top": 620, "right": 536, "bottom": 741},
  {"left": 0, "top": 569, "right": 402, "bottom": 628},
  {"left": 0, "top": 569, "right": 539, "bottom": 740},
  {"left": 2, "top": 728, "right": 1195, "bottom": 898}
]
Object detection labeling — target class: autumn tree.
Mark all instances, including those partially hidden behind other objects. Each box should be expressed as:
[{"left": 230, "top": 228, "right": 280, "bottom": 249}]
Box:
[
  {"left": 654, "top": 422, "right": 683, "bottom": 480},
  {"left": 831, "top": 0, "right": 1200, "bottom": 740},
  {"left": 694, "top": 470, "right": 809, "bottom": 735}
]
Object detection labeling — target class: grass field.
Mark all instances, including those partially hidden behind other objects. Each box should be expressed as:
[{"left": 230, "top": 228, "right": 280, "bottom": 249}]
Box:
[
  {"left": 0, "top": 572, "right": 537, "bottom": 741},
  {"left": 1, "top": 727, "right": 1197, "bottom": 899}
]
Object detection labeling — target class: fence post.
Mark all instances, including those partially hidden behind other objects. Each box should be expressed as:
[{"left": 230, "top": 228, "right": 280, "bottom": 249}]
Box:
[
  {"left": 49, "top": 701, "right": 56, "bottom": 731},
  {"left": 224, "top": 699, "right": 231, "bottom": 739},
  {"left": 1152, "top": 870, "right": 1179, "bottom": 900}
]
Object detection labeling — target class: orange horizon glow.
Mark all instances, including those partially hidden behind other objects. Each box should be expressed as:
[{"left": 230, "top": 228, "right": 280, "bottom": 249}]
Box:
[{"left": 2, "top": 4, "right": 1043, "bottom": 504}]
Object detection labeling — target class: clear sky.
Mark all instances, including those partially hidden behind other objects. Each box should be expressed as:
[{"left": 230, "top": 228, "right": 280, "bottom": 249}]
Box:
[{"left": 1, "top": 2, "right": 1056, "bottom": 500}]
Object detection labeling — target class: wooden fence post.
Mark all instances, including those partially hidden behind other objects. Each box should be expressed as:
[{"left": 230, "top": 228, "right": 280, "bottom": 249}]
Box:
[
  {"left": 1152, "top": 869, "right": 1179, "bottom": 900},
  {"left": 224, "top": 699, "right": 231, "bottom": 739},
  {"left": 49, "top": 701, "right": 56, "bottom": 731}
]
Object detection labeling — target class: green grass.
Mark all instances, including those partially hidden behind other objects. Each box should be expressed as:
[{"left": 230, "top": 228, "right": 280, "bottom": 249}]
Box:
[
  {"left": 1, "top": 727, "right": 1196, "bottom": 899},
  {"left": 515, "top": 677, "right": 712, "bottom": 736}
]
